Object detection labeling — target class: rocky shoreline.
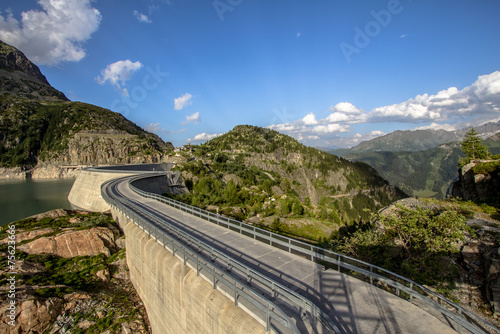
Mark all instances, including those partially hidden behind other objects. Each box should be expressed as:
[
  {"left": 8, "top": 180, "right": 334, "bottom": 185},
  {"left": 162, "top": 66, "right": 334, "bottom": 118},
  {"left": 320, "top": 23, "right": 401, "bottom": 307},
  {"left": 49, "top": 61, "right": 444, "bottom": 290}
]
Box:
[
  {"left": 0, "top": 166, "right": 80, "bottom": 179},
  {"left": 0, "top": 209, "right": 151, "bottom": 334}
]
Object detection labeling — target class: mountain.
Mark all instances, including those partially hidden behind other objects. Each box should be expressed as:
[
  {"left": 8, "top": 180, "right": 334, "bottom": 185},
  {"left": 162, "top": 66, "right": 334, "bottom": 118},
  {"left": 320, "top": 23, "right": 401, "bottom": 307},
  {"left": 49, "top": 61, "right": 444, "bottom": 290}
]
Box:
[
  {"left": 330, "top": 122, "right": 500, "bottom": 157},
  {"left": 347, "top": 129, "right": 462, "bottom": 153},
  {"left": 0, "top": 41, "right": 68, "bottom": 101},
  {"left": 342, "top": 134, "right": 500, "bottom": 199},
  {"left": 324, "top": 121, "right": 500, "bottom": 199},
  {"left": 173, "top": 125, "right": 406, "bottom": 242},
  {"left": 0, "top": 41, "right": 173, "bottom": 178},
  {"left": 344, "top": 143, "right": 463, "bottom": 198}
]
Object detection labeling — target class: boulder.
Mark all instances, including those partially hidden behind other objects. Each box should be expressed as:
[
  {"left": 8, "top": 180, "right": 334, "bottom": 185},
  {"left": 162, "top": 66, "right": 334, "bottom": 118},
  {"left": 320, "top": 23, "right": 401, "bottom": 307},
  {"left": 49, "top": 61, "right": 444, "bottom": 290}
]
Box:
[
  {"left": 18, "top": 227, "right": 116, "bottom": 258},
  {"left": 0, "top": 298, "right": 63, "bottom": 334},
  {"left": 0, "top": 228, "right": 54, "bottom": 244}
]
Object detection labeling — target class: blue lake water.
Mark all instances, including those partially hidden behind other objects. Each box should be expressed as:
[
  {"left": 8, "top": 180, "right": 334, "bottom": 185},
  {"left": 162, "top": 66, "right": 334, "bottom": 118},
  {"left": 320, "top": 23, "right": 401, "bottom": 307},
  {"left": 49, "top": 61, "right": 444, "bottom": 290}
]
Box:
[{"left": 0, "top": 178, "right": 75, "bottom": 226}]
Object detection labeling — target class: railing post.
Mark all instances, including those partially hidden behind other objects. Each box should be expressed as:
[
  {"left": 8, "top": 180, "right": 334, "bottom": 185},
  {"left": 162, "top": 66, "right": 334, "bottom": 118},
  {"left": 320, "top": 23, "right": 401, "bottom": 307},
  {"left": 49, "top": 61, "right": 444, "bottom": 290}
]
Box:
[
  {"left": 234, "top": 281, "right": 238, "bottom": 306},
  {"left": 266, "top": 303, "right": 271, "bottom": 332}
]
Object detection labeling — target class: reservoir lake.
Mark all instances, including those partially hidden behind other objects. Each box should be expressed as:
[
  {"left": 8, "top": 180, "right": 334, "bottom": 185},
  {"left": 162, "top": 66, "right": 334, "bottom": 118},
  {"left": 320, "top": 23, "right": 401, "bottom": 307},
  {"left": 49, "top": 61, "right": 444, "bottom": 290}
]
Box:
[{"left": 0, "top": 178, "right": 75, "bottom": 226}]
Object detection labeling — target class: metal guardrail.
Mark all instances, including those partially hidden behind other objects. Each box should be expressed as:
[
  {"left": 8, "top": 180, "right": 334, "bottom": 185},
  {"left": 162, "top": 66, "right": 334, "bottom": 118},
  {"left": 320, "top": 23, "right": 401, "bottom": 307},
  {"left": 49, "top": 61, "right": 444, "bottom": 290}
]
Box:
[
  {"left": 128, "top": 173, "right": 500, "bottom": 334},
  {"left": 101, "top": 176, "right": 302, "bottom": 334}
]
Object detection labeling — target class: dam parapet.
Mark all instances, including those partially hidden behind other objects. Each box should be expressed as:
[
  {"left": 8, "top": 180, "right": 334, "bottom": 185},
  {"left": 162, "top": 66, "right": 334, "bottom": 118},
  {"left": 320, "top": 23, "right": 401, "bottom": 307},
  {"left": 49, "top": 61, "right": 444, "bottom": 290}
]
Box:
[{"left": 67, "top": 163, "right": 184, "bottom": 212}]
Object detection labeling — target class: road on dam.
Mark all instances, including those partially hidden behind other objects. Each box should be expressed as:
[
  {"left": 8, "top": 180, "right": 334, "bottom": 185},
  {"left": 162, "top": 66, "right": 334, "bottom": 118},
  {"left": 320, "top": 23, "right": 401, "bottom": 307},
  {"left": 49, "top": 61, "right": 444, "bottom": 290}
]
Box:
[{"left": 103, "top": 173, "right": 461, "bottom": 334}]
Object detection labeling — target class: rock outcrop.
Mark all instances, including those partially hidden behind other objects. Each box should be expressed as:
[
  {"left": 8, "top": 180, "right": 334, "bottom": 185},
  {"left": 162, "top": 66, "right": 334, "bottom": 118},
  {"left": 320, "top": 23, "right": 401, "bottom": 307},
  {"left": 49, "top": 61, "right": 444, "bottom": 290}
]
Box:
[
  {"left": 451, "top": 160, "right": 500, "bottom": 206},
  {"left": 18, "top": 227, "right": 117, "bottom": 258},
  {"left": 0, "top": 40, "right": 68, "bottom": 101},
  {"left": 458, "top": 218, "right": 500, "bottom": 323},
  {"left": 0, "top": 210, "right": 151, "bottom": 333}
]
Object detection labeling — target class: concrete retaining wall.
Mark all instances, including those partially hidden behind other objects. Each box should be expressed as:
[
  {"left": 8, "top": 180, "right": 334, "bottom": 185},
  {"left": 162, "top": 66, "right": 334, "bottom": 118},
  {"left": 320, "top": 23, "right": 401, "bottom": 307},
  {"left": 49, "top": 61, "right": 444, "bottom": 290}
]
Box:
[
  {"left": 67, "top": 169, "right": 135, "bottom": 212},
  {"left": 112, "top": 209, "right": 265, "bottom": 334},
  {"left": 68, "top": 163, "right": 175, "bottom": 212}
]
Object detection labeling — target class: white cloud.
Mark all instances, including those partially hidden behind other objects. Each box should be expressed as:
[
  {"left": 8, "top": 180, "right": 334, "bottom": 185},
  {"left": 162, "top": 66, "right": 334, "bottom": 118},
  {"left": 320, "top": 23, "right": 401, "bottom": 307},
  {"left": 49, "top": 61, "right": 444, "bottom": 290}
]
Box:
[
  {"left": 413, "top": 123, "right": 457, "bottom": 131},
  {"left": 296, "top": 32, "right": 302, "bottom": 38},
  {"left": 312, "top": 124, "right": 350, "bottom": 134},
  {"left": 174, "top": 93, "right": 193, "bottom": 110},
  {"left": 182, "top": 112, "right": 201, "bottom": 125},
  {"left": 187, "top": 132, "right": 223, "bottom": 142},
  {"left": 324, "top": 102, "right": 366, "bottom": 124},
  {"left": 370, "top": 130, "right": 386, "bottom": 137},
  {"left": 133, "top": 10, "right": 152, "bottom": 23},
  {"left": 96, "top": 60, "right": 143, "bottom": 95},
  {"left": 269, "top": 71, "right": 500, "bottom": 148},
  {"left": 368, "top": 72, "right": 500, "bottom": 123},
  {"left": 0, "top": 0, "right": 101, "bottom": 65},
  {"left": 145, "top": 123, "right": 161, "bottom": 133},
  {"left": 330, "top": 102, "right": 361, "bottom": 114},
  {"left": 302, "top": 113, "right": 318, "bottom": 125}
]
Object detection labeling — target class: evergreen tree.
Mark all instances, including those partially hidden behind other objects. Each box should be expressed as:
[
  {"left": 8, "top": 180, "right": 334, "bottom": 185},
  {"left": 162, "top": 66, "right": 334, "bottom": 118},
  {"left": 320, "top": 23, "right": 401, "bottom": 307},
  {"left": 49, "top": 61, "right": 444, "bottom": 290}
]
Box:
[{"left": 460, "top": 128, "right": 489, "bottom": 166}]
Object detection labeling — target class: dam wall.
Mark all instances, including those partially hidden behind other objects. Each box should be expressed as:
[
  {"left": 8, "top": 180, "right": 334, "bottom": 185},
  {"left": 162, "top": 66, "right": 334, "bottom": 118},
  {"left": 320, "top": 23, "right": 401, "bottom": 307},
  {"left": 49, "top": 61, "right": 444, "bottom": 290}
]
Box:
[
  {"left": 111, "top": 209, "right": 266, "bottom": 334},
  {"left": 68, "top": 169, "right": 137, "bottom": 212},
  {"left": 68, "top": 163, "right": 174, "bottom": 212}
]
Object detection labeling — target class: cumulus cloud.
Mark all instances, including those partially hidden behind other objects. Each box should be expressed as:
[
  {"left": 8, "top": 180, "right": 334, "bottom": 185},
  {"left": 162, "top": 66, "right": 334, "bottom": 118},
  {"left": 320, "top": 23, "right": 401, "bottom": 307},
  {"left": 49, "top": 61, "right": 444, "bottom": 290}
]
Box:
[
  {"left": 182, "top": 112, "right": 201, "bottom": 125},
  {"left": 302, "top": 112, "right": 318, "bottom": 125},
  {"left": 174, "top": 93, "right": 193, "bottom": 110},
  {"left": 187, "top": 132, "right": 223, "bottom": 142},
  {"left": 0, "top": 0, "right": 101, "bottom": 65},
  {"left": 367, "top": 72, "right": 500, "bottom": 123},
  {"left": 268, "top": 71, "right": 500, "bottom": 147},
  {"left": 133, "top": 10, "right": 152, "bottom": 23},
  {"left": 413, "top": 123, "right": 458, "bottom": 131},
  {"left": 96, "top": 60, "right": 143, "bottom": 96},
  {"left": 313, "top": 124, "right": 350, "bottom": 134},
  {"left": 145, "top": 123, "right": 161, "bottom": 133}
]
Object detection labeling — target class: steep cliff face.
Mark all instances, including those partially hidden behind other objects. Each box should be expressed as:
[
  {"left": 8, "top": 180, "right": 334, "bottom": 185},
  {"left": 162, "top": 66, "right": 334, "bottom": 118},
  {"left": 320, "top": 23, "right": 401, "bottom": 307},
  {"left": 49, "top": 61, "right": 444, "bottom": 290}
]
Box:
[
  {"left": 452, "top": 160, "right": 500, "bottom": 206},
  {"left": 0, "top": 41, "right": 174, "bottom": 178},
  {"left": 0, "top": 40, "right": 67, "bottom": 101}
]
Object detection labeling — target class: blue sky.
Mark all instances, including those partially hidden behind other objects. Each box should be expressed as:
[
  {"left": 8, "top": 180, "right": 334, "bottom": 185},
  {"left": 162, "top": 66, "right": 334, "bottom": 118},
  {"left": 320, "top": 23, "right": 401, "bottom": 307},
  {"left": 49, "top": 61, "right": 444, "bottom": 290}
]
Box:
[{"left": 1, "top": 0, "right": 500, "bottom": 147}]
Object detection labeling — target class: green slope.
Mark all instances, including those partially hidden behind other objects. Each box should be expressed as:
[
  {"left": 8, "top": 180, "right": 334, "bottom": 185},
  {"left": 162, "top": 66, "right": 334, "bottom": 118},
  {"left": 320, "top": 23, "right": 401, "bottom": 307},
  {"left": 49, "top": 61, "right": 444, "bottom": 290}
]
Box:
[
  {"left": 173, "top": 125, "right": 406, "bottom": 243},
  {"left": 344, "top": 139, "right": 500, "bottom": 199}
]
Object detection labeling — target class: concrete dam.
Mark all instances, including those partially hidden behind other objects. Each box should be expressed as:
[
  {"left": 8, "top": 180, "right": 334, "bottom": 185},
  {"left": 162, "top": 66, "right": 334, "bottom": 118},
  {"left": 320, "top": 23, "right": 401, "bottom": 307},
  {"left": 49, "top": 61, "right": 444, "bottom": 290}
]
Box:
[{"left": 68, "top": 163, "right": 499, "bottom": 334}]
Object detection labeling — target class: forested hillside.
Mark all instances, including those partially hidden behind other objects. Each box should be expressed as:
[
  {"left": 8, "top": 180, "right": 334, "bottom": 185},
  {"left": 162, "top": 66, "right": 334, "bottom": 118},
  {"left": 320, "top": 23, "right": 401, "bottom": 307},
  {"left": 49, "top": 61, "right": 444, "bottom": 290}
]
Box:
[{"left": 172, "top": 125, "right": 406, "bottom": 243}]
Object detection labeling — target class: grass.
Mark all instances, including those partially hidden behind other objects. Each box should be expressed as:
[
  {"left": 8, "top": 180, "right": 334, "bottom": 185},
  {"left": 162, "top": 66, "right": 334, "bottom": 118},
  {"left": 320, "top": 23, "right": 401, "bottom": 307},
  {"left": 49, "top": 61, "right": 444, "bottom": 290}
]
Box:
[{"left": 472, "top": 160, "right": 500, "bottom": 175}]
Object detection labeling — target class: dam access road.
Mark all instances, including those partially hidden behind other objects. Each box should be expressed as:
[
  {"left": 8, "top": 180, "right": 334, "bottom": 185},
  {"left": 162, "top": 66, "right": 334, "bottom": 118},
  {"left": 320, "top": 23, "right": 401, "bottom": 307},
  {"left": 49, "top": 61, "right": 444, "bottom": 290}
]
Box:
[{"left": 69, "top": 164, "right": 499, "bottom": 334}]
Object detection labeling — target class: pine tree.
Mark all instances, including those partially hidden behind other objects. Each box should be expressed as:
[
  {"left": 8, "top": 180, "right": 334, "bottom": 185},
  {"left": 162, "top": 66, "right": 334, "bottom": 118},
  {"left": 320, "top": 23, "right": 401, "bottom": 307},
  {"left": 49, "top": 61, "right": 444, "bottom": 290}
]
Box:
[{"left": 460, "top": 128, "right": 489, "bottom": 166}]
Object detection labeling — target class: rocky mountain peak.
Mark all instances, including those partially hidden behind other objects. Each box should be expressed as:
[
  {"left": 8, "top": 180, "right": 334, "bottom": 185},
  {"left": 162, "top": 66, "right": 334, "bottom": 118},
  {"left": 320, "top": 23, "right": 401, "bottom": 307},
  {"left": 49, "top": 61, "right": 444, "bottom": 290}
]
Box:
[
  {"left": 0, "top": 40, "right": 49, "bottom": 84},
  {"left": 0, "top": 40, "right": 68, "bottom": 101}
]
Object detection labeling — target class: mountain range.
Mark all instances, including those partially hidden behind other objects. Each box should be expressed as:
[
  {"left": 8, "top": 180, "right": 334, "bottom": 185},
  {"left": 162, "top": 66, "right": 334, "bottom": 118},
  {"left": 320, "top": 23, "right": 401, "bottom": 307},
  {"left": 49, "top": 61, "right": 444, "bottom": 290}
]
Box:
[{"left": 328, "top": 123, "right": 500, "bottom": 198}]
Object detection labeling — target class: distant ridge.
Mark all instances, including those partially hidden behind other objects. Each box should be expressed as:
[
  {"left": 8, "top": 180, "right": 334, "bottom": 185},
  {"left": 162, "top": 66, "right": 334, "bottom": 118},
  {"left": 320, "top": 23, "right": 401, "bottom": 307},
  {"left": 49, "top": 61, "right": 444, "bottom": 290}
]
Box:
[{"left": 329, "top": 121, "right": 500, "bottom": 157}]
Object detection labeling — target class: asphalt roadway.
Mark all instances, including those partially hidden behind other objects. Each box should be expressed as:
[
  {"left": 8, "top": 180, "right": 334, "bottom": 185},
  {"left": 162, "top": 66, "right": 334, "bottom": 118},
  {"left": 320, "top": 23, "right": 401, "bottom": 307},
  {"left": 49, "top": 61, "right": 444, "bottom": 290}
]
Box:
[{"left": 113, "top": 177, "right": 457, "bottom": 334}]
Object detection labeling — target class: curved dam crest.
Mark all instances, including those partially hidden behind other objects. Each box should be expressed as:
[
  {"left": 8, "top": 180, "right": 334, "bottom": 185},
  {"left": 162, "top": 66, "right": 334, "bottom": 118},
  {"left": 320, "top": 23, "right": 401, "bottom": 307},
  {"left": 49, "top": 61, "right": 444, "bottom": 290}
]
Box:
[{"left": 68, "top": 164, "right": 176, "bottom": 212}]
